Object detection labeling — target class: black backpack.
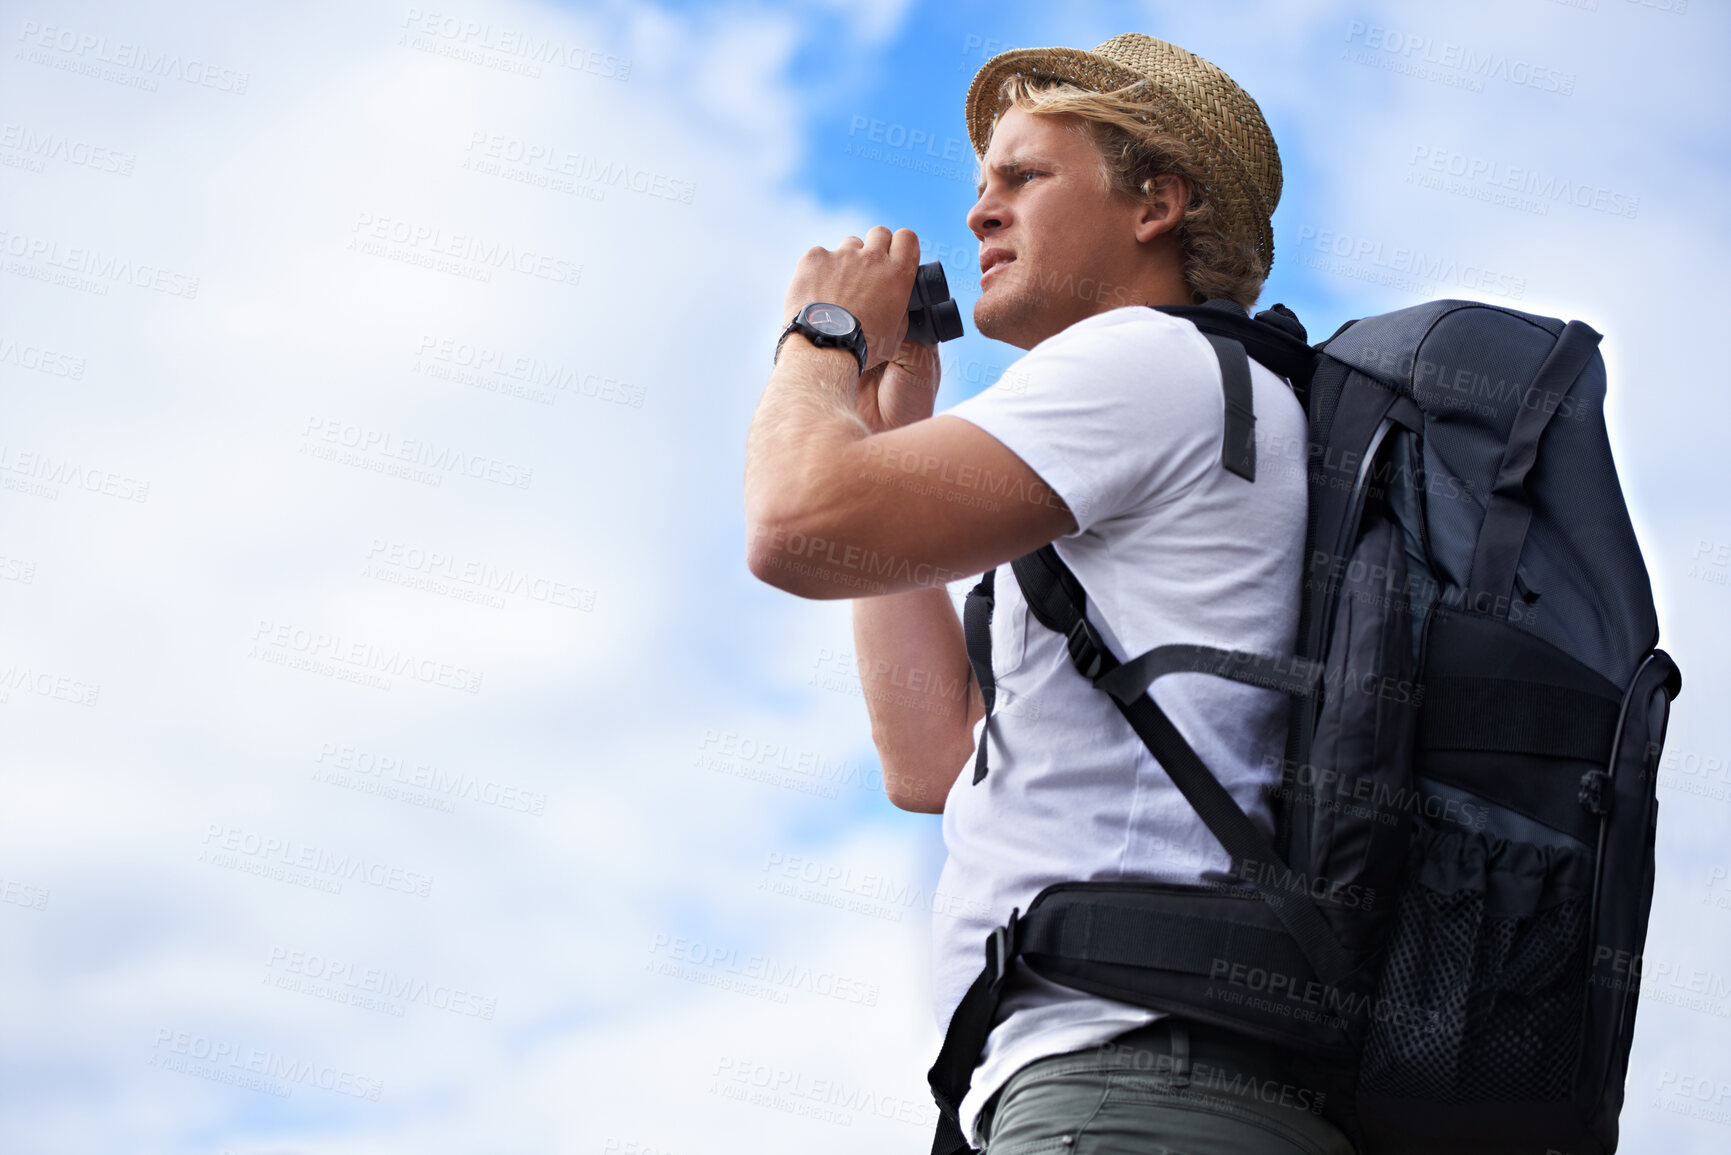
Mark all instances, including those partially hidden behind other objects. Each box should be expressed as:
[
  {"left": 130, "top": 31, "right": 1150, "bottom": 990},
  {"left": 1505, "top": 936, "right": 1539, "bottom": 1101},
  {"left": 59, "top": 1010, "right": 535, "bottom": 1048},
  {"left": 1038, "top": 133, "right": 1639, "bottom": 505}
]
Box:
[{"left": 927, "top": 299, "right": 1682, "bottom": 1155}]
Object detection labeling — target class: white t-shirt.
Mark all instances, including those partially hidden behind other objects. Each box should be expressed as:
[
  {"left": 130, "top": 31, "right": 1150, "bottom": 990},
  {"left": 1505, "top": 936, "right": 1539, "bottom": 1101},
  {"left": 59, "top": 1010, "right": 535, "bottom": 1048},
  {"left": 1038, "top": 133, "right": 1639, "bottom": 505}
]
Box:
[{"left": 931, "top": 306, "right": 1308, "bottom": 1145}]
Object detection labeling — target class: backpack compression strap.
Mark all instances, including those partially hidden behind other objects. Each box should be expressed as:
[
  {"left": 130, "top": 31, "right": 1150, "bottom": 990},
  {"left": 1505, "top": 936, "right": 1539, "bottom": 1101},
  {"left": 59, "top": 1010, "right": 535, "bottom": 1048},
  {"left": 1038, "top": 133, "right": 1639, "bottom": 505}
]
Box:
[{"left": 1466, "top": 319, "right": 1602, "bottom": 609}]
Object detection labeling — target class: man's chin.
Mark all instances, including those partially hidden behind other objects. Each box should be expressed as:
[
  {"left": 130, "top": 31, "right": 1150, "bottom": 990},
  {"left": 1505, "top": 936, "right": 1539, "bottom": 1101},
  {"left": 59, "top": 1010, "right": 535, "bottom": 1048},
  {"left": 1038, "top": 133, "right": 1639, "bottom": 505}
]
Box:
[{"left": 973, "top": 290, "right": 1040, "bottom": 351}]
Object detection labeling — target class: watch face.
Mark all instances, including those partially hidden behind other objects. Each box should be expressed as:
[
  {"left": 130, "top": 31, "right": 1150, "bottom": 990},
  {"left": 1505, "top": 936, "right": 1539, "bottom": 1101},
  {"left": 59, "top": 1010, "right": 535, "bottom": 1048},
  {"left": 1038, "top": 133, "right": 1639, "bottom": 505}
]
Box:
[{"left": 802, "top": 304, "right": 856, "bottom": 336}]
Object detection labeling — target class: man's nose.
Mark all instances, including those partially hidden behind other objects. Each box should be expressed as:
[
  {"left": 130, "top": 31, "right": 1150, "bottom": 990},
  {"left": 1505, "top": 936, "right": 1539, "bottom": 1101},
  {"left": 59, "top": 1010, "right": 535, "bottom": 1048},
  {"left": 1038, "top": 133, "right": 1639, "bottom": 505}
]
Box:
[{"left": 966, "top": 197, "right": 1004, "bottom": 240}]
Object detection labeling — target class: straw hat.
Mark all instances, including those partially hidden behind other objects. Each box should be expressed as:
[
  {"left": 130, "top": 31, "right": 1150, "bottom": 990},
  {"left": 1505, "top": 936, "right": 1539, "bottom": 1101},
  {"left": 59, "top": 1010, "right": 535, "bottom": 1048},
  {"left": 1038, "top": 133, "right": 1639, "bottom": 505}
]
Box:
[{"left": 965, "top": 33, "right": 1282, "bottom": 275}]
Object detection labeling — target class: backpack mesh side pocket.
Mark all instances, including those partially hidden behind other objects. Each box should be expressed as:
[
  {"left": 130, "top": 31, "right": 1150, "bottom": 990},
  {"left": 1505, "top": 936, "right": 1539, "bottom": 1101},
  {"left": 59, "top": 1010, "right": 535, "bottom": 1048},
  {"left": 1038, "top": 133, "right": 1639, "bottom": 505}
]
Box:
[{"left": 1361, "top": 818, "right": 1594, "bottom": 1102}]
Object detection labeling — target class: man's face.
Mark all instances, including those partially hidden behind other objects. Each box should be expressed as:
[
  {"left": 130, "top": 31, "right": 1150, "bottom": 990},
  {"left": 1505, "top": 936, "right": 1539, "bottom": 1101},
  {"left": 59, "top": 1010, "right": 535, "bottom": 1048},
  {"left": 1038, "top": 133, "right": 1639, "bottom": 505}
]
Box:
[{"left": 966, "top": 104, "right": 1152, "bottom": 350}]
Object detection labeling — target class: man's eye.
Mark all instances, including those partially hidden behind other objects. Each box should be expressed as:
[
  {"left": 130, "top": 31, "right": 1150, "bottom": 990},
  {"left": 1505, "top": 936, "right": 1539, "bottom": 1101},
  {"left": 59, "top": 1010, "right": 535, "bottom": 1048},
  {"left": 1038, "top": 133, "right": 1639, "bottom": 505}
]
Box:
[{"left": 1018, "top": 170, "right": 1041, "bottom": 183}]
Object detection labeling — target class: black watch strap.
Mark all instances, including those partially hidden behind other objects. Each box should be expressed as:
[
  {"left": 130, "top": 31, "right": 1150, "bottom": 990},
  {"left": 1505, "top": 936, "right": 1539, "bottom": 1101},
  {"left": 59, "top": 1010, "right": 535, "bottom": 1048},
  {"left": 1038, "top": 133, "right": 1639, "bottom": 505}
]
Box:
[{"left": 775, "top": 305, "right": 868, "bottom": 375}]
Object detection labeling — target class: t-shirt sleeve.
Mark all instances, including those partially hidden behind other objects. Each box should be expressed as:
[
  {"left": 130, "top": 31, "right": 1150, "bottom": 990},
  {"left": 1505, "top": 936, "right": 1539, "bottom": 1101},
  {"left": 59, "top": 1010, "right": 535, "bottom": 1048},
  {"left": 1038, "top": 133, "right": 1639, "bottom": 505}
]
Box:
[{"left": 939, "top": 313, "right": 1225, "bottom": 535}]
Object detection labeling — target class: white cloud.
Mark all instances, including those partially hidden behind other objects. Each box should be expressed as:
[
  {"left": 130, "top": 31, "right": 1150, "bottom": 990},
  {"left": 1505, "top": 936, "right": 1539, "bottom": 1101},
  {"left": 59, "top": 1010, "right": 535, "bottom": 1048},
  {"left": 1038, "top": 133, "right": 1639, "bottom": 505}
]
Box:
[{"left": 0, "top": 0, "right": 932, "bottom": 1150}]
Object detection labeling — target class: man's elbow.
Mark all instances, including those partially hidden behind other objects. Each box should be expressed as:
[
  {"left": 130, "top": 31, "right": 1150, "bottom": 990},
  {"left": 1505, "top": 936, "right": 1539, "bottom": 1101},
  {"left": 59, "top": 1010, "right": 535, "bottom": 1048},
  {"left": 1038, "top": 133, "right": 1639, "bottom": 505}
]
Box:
[
  {"left": 746, "top": 517, "right": 820, "bottom": 598},
  {"left": 884, "top": 768, "right": 944, "bottom": 814},
  {"left": 746, "top": 521, "right": 791, "bottom": 591},
  {"left": 881, "top": 753, "right": 967, "bottom": 814},
  {"left": 745, "top": 508, "right": 866, "bottom": 600}
]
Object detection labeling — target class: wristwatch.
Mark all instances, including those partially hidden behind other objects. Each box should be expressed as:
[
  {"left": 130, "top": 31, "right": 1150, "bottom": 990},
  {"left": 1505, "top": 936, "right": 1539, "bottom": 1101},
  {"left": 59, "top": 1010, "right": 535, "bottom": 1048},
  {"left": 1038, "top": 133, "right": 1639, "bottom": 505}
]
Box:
[{"left": 775, "top": 302, "right": 868, "bottom": 375}]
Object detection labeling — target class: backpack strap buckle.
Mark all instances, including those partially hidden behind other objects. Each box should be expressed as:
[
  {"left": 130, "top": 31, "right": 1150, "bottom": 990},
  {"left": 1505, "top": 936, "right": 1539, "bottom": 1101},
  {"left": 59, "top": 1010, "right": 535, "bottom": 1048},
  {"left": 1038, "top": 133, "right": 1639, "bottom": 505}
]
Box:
[
  {"left": 1579, "top": 769, "right": 1612, "bottom": 816},
  {"left": 987, "top": 907, "right": 1021, "bottom": 993},
  {"left": 1065, "top": 615, "right": 1109, "bottom": 683}
]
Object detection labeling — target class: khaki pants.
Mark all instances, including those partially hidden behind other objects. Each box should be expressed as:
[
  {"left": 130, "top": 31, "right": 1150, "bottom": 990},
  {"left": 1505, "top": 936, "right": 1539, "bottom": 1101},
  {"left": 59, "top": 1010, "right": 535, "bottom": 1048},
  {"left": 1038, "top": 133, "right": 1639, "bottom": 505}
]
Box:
[{"left": 978, "top": 1018, "right": 1358, "bottom": 1155}]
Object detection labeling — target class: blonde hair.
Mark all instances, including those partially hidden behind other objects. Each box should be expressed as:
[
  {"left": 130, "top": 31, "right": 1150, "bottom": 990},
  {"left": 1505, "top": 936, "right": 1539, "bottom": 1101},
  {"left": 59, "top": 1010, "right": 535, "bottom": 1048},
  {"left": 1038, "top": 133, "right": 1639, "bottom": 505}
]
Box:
[{"left": 992, "top": 75, "right": 1266, "bottom": 308}]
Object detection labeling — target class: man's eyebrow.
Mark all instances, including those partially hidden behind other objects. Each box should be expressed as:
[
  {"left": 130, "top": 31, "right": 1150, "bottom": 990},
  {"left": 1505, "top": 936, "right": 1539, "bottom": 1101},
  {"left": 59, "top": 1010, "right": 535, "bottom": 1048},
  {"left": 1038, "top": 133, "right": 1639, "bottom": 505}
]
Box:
[{"left": 974, "top": 153, "right": 1054, "bottom": 197}]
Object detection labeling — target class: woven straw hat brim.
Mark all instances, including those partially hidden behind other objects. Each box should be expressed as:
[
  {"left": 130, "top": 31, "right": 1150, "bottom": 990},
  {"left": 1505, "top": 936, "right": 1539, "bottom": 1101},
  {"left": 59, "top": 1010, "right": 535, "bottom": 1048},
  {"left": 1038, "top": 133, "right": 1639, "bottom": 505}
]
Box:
[
  {"left": 965, "top": 47, "right": 1145, "bottom": 155},
  {"left": 964, "top": 38, "right": 1280, "bottom": 276}
]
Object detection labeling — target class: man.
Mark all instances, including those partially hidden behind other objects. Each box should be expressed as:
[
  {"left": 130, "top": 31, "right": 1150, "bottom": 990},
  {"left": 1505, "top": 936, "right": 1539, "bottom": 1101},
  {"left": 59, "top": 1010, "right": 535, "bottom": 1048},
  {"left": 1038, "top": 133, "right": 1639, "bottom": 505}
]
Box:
[{"left": 744, "top": 34, "right": 1354, "bottom": 1155}]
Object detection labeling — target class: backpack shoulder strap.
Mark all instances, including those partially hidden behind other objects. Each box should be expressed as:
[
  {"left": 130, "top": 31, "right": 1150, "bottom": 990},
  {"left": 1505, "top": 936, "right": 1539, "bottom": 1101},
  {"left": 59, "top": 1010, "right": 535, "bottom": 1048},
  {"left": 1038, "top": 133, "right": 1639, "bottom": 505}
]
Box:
[
  {"left": 1152, "top": 300, "right": 1319, "bottom": 398},
  {"left": 961, "top": 567, "right": 996, "bottom": 784},
  {"left": 1206, "top": 334, "right": 1257, "bottom": 482},
  {"left": 1150, "top": 301, "right": 1319, "bottom": 483}
]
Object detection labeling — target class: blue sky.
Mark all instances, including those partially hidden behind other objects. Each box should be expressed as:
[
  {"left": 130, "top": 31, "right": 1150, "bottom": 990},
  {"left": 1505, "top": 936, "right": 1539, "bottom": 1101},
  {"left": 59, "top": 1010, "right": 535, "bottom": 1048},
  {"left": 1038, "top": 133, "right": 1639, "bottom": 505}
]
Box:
[{"left": 1, "top": 0, "right": 1728, "bottom": 1151}]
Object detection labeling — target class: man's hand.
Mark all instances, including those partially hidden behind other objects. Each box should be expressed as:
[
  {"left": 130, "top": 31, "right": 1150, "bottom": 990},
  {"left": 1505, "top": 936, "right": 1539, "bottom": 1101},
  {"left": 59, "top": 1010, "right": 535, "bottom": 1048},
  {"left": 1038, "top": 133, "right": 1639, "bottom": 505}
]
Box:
[
  {"left": 855, "top": 337, "right": 941, "bottom": 434},
  {"left": 749, "top": 222, "right": 1075, "bottom": 601},
  {"left": 782, "top": 225, "right": 919, "bottom": 371}
]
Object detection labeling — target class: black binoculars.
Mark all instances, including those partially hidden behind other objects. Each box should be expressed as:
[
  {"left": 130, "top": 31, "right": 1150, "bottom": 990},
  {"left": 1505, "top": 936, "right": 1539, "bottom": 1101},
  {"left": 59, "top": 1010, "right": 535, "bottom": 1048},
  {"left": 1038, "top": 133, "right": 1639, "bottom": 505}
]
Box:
[{"left": 907, "top": 262, "right": 964, "bottom": 346}]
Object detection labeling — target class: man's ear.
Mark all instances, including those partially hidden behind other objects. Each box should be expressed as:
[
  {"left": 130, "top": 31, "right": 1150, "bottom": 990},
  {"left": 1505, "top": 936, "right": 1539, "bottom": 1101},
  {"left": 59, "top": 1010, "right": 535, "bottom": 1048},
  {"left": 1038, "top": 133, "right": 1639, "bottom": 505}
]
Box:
[{"left": 1133, "top": 174, "right": 1189, "bottom": 244}]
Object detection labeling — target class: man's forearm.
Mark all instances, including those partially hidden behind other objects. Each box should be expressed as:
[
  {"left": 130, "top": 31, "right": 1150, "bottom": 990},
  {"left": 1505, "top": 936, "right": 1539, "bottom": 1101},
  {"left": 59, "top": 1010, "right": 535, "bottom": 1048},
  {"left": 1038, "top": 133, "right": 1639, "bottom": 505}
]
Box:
[
  {"left": 743, "top": 342, "right": 869, "bottom": 540},
  {"left": 853, "top": 586, "right": 981, "bottom": 813}
]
